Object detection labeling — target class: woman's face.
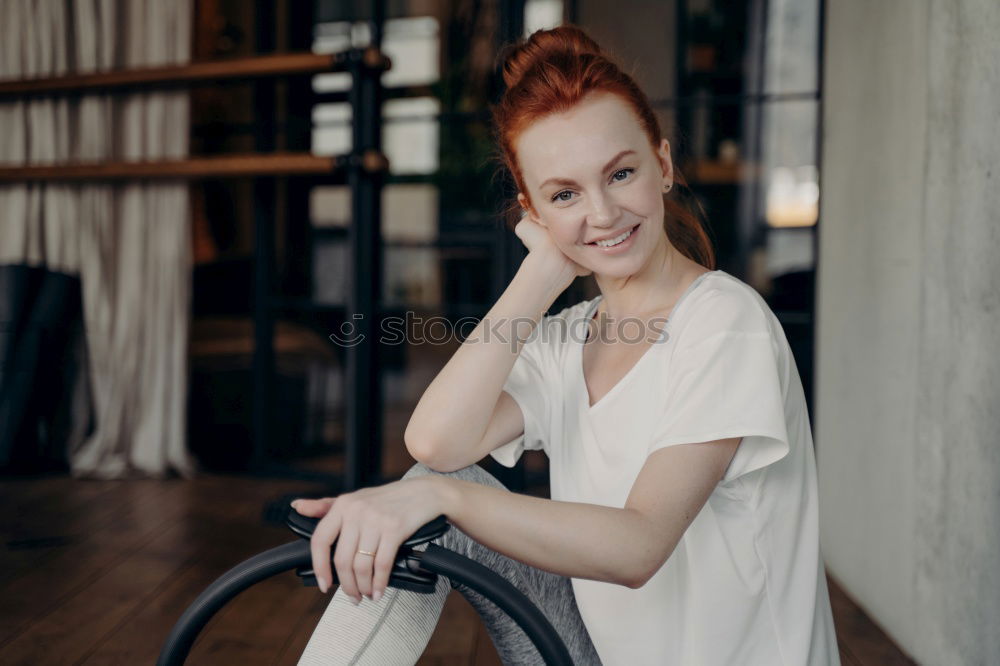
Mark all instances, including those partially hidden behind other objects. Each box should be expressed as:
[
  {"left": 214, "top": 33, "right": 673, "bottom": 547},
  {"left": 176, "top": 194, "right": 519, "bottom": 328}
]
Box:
[{"left": 515, "top": 91, "right": 674, "bottom": 279}]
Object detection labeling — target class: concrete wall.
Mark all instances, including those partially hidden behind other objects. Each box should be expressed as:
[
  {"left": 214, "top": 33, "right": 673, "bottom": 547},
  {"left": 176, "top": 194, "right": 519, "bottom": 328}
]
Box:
[{"left": 816, "top": 1, "right": 1000, "bottom": 663}]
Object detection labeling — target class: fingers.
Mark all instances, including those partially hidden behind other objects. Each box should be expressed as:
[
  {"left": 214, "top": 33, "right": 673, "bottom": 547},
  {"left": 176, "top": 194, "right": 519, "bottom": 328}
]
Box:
[
  {"left": 291, "top": 497, "right": 335, "bottom": 517},
  {"left": 310, "top": 510, "right": 342, "bottom": 595},
  {"left": 370, "top": 528, "right": 396, "bottom": 603},
  {"left": 513, "top": 217, "right": 542, "bottom": 249},
  {"left": 333, "top": 519, "right": 362, "bottom": 604},
  {"left": 351, "top": 523, "right": 383, "bottom": 601},
  {"left": 299, "top": 494, "right": 404, "bottom": 606}
]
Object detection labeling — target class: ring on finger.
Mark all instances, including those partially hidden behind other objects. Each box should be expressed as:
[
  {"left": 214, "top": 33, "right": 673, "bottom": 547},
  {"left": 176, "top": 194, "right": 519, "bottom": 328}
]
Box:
[{"left": 355, "top": 546, "right": 378, "bottom": 598}]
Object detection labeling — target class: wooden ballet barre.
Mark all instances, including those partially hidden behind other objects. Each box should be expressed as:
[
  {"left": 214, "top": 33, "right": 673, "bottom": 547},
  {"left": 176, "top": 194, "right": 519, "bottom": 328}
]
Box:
[
  {"left": 0, "top": 150, "right": 390, "bottom": 182},
  {"left": 0, "top": 49, "right": 390, "bottom": 99}
]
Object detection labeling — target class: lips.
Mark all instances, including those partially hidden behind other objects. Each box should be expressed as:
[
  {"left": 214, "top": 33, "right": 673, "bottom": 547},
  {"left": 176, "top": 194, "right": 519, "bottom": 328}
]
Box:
[{"left": 586, "top": 223, "right": 640, "bottom": 246}]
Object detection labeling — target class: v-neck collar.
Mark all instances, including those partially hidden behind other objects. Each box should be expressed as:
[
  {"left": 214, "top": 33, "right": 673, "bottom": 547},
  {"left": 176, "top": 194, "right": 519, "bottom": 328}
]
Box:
[{"left": 578, "top": 269, "right": 720, "bottom": 412}]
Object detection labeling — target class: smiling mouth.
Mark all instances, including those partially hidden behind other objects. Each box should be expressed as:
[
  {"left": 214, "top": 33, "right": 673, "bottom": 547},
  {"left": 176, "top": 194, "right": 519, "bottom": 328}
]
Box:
[{"left": 587, "top": 224, "right": 639, "bottom": 248}]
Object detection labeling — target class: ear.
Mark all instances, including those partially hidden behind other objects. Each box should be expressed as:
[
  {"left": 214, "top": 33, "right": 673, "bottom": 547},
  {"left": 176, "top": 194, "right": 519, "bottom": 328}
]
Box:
[
  {"left": 516, "top": 192, "right": 547, "bottom": 227},
  {"left": 656, "top": 138, "right": 674, "bottom": 184}
]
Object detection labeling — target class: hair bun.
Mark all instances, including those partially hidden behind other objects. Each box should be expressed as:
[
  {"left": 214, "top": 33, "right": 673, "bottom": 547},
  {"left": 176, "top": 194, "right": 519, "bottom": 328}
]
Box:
[{"left": 498, "top": 25, "right": 603, "bottom": 90}]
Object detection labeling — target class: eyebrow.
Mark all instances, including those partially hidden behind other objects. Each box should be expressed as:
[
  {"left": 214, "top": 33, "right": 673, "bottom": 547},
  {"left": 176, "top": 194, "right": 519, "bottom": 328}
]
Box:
[{"left": 538, "top": 149, "right": 638, "bottom": 190}]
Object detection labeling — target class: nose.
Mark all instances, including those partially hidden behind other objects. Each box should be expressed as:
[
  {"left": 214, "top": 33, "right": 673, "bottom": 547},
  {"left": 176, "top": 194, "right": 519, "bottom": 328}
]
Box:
[{"left": 587, "top": 191, "right": 622, "bottom": 228}]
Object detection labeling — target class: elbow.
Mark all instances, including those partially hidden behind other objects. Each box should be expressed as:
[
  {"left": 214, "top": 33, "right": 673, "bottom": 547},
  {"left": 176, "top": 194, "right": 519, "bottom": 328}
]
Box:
[
  {"left": 624, "top": 560, "right": 662, "bottom": 590},
  {"left": 624, "top": 567, "right": 652, "bottom": 590},
  {"left": 613, "top": 551, "right": 656, "bottom": 589},
  {"left": 623, "top": 540, "right": 677, "bottom": 589},
  {"left": 404, "top": 425, "right": 452, "bottom": 470},
  {"left": 404, "top": 426, "right": 436, "bottom": 465},
  {"left": 404, "top": 418, "right": 429, "bottom": 453},
  {"left": 405, "top": 418, "right": 478, "bottom": 473}
]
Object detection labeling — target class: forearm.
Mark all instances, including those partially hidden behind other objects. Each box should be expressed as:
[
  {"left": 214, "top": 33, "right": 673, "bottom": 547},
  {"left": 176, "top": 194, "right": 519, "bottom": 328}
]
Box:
[
  {"left": 405, "top": 254, "right": 564, "bottom": 457},
  {"left": 434, "top": 475, "right": 656, "bottom": 589}
]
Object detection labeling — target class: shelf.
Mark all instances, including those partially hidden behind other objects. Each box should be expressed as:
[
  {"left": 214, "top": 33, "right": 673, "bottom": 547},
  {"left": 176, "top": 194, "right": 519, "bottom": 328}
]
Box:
[
  {"left": 271, "top": 299, "right": 491, "bottom": 319},
  {"left": 311, "top": 229, "right": 496, "bottom": 249},
  {"left": 190, "top": 316, "right": 337, "bottom": 366},
  {"left": 685, "top": 160, "right": 760, "bottom": 185},
  {"left": 0, "top": 50, "right": 388, "bottom": 99},
  {"left": 0, "top": 153, "right": 349, "bottom": 182}
]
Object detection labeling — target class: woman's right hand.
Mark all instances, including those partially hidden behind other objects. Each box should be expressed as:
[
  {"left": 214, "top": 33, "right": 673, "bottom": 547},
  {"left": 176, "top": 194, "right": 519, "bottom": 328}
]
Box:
[{"left": 513, "top": 216, "right": 591, "bottom": 291}]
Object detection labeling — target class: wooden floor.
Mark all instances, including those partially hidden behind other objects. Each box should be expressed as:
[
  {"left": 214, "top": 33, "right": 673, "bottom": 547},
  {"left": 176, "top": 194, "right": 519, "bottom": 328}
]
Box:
[{"left": 0, "top": 466, "right": 915, "bottom": 665}]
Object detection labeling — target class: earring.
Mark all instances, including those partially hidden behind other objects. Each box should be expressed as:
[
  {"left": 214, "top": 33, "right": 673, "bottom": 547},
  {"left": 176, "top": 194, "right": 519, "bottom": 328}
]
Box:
[{"left": 663, "top": 182, "right": 673, "bottom": 192}]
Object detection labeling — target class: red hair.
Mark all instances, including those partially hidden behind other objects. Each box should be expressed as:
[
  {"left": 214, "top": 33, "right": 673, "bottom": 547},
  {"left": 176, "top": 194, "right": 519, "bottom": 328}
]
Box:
[{"left": 490, "top": 25, "right": 716, "bottom": 270}]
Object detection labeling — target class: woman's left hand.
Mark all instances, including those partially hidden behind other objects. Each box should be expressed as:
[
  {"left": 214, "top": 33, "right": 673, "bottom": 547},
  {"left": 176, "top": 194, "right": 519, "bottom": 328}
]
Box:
[{"left": 291, "top": 475, "right": 451, "bottom": 604}]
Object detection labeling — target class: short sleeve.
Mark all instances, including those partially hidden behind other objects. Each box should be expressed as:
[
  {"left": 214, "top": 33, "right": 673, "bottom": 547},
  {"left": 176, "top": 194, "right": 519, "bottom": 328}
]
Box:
[
  {"left": 648, "top": 327, "right": 790, "bottom": 485},
  {"left": 489, "top": 323, "right": 552, "bottom": 468}
]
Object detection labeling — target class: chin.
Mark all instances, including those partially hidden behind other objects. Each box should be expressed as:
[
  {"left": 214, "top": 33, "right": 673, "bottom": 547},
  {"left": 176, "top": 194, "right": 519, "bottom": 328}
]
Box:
[
  {"left": 578, "top": 255, "right": 645, "bottom": 279},
  {"left": 578, "top": 247, "right": 652, "bottom": 280},
  {"left": 593, "top": 263, "right": 645, "bottom": 280}
]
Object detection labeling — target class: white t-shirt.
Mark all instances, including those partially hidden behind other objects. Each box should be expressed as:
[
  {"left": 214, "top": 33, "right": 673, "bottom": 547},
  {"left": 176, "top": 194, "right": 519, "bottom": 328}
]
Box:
[{"left": 491, "top": 269, "right": 840, "bottom": 665}]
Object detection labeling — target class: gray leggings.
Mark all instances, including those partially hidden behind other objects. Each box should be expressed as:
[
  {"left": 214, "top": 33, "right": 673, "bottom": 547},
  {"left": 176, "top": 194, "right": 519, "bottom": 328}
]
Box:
[{"left": 297, "top": 461, "right": 603, "bottom": 665}]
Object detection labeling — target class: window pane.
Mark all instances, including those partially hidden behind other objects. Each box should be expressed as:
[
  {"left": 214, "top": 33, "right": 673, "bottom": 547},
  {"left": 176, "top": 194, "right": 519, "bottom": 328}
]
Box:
[
  {"left": 313, "top": 17, "right": 439, "bottom": 91},
  {"left": 312, "top": 103, "right": 351, "bottom": 155},
  {"left": 382, "top": 17, "right": 439, "bottom": 87},
  {"left": 524, "top": 0, "right": 563, "bottom": 35},
  {"left": 764, "top": 0, "right": 820, "bottom": 94},
  {"left": 761, "top": 100, "right": 819, "bottom": 228},
  {"left": 384, "top": 97, "right": 440, "bottom": 174},
  {"left": 383, "top": 184, "right": 437, "bottom": 243}
]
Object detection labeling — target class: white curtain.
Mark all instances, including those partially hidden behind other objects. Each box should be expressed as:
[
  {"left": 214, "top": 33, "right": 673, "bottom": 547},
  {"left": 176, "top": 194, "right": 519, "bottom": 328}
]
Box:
[{"left": 0, "top": 0, "right": 197, "bottom": 479}]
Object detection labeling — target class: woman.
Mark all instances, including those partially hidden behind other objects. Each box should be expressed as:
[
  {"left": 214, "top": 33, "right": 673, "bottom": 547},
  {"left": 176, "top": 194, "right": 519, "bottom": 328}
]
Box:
[{"left": 293, "top": 25, "right": 840, "bottom": 665}]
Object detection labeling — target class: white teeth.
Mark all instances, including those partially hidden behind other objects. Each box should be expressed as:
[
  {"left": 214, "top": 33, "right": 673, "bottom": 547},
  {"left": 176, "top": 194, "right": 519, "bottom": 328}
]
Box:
[{"left": 593, "top": 227, "right": 633, "bottom": 247}]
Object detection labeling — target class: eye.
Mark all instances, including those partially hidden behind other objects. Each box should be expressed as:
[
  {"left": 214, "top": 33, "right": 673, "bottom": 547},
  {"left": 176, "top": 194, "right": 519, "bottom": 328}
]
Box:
[{"left": 550, "top": 167, "right": 635, "bottom": 202}]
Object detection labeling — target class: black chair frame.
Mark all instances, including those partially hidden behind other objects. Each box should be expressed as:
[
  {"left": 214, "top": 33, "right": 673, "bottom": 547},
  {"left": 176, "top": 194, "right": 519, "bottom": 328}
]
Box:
[{"left": 156, "top": 510, "right": 574, "bottom": 665}]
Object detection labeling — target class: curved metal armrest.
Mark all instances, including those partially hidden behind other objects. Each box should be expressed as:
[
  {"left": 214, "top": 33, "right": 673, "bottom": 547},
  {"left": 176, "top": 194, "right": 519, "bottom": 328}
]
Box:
[
  {"left": 158, "top": 511, "right": 571, "bottom": 666},
  {"left": 287, "top": 510, "right": 450, "bottom": 548},
  {"left": 286, "top": 510, "right": 449, "bottom": 594}
]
